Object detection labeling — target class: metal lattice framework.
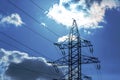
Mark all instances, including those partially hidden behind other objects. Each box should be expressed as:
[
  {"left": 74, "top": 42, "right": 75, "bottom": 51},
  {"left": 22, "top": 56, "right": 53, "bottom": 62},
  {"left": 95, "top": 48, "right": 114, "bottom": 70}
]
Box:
[{"left": 49, "top": 19, "right": 100, "bottom": 80}]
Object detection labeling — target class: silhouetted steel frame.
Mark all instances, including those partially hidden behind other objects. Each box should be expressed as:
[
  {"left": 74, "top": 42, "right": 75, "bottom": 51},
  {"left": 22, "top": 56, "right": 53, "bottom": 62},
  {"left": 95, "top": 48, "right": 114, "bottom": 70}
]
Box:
[
  {"left": 68, "top": 19, "right": 81, "bottom": 79},
  {"left": 50, "top": 20, "right": 100, "bottom": 80}
]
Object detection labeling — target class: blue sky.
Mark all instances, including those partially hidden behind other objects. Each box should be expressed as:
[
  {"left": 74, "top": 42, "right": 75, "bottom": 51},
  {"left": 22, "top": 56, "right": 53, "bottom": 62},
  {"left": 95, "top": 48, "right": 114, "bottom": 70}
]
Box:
[{"left": 0, "top": 0, "right": 120, "bottom": 80}]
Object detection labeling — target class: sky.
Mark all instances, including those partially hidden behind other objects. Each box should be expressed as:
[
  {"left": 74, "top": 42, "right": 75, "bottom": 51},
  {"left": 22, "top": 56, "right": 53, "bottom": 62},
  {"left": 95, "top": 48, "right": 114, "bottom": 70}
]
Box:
[{"left": 0, "top": 0, "right": 120, "bottom": 80}]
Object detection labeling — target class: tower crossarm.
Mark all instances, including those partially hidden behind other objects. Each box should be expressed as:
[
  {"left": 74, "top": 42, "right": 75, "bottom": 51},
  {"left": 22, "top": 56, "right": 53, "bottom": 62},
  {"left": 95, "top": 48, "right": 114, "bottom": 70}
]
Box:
[
  {"left": 81, "top": 39, "right": 93, "bottom": 47},
  {"left": 54, "top": 43, "right": 68, "bottom": 49},
  {"left": 47, "top": 55, "right": 68, "bottom": 66},
  {"left": 48, "top": 55, "right": 100, "bottom": 66},
  {"left": 81, "top": 55, "right": 100, "bottom": 64}
]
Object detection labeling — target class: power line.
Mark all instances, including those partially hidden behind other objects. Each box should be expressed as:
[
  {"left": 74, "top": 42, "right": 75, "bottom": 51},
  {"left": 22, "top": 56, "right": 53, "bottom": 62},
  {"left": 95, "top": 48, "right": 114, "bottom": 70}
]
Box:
[
  {"left": 0, "top": 9, "right": 53, "bottom": 60},
  {"left": 0, "top": 36, "right": 61, "bottom": 80},
  {"left": 30, "top": 0, "right": 61, "bottom": 37},
  {"left": 0, "top": 8, "right": 54, "bottom": 43},
  {"left": 0, "top": 39, "right": 60, "bottom": 79},
  {"left": 0, "top": 39, "right": 20, "bottom": 50},
  {"left": 2, "top": 0, "right": 62, "bottom": 57},
  {"left": 7, "top": 0, "right": 60, "bottom": 37},
  {"left": 30, "top": 0, "right": 45, "bottom": 12},
  {"left": 0, "top": 32, "right": 53, "bottom": 61},
  {"left": 5, "top": 0, "right": 59, "bottom": 43},
  {"left": 0, "top": 38, "right": 40, "bottom": 57},
  {"left": 0, "top": 7, "right": 57, "bottom": 61},
  {"left": 0, "top": 36, "right": 61, "bottom": 79},
  {"left": 28, "top": 0, "right": 69, "bottom": 58},
  {"left": 0, "top": 8, "right": 54, "bottom": 60},
  {"left": 0, "top": 8, "right": 55, "bottom": 58},
  {"left": 4, "top": 0, "right": 61, "bottom": 61},
  {"left": 23, "top": 24, "right": 54, "bottom": 43},
  {"left": 30, "top": 0, "right": 70, "bottom": 36}
]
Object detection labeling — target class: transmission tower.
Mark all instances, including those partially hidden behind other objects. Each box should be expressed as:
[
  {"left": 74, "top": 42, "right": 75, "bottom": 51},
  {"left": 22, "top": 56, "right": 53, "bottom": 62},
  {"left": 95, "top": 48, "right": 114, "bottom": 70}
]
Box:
[{"left": 49, "top": 19, "right": 100, "bottom": 80}]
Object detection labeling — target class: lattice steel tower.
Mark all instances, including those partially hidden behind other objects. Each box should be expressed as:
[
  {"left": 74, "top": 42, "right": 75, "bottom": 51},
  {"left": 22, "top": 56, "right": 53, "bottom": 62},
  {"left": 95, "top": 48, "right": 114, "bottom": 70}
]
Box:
[{"left": 50, "top": 19, "right": 100, "bottom": 80}]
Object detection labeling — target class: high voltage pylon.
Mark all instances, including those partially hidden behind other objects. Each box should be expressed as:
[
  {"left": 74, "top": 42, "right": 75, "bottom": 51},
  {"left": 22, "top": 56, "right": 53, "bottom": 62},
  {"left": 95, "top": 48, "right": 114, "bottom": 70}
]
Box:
[{"left": 49, "top": 19, "right": 100, "bottom": 80}]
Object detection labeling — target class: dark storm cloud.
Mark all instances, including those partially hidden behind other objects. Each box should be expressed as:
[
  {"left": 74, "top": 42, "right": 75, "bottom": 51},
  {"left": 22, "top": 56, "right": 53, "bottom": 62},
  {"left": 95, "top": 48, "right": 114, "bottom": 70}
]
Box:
[
  {"left": 0, "top": 49, "right": 63, "bottom": 80},
  {"left": 5, "top": 59, "right": 62, "bottom": 80}
]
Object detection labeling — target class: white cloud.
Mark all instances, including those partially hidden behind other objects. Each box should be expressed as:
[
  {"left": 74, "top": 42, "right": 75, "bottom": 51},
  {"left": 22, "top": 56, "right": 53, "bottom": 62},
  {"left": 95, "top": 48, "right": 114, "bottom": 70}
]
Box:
[
  {"left": 58, "top": 34, "right": 77, "bottom": 42},
  {"left": 0, "top": 48, "right": 63, "bottom": 80},
  {"left": 41, "top": 22, "right": 47, "bottom": 27},
  {"left": 58, "top": 35, "right": 68, "bottom": 42},
  {"left": 0, "top": 13, "right": 24, "bottom": 27},
  {"left": 83, "top": 29, "right": 92, "bottom": 35},
  {"left": 47, "top": 0, "right": 120, "bottom": 29}
]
